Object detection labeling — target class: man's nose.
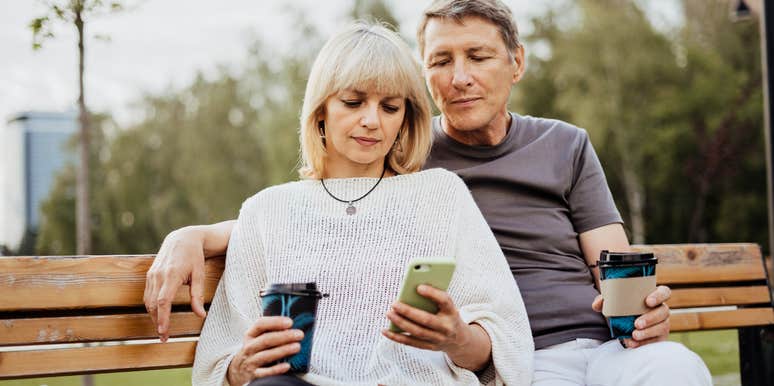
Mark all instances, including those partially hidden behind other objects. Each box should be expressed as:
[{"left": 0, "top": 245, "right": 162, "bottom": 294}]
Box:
[{"left": 451, "top": 61, "right": 473, "bottom": 89}]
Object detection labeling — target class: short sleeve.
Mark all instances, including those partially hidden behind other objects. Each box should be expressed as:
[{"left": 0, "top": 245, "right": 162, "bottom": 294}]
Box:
[{"left": 568, "top": 131, "right": 623, "bottom": 233}]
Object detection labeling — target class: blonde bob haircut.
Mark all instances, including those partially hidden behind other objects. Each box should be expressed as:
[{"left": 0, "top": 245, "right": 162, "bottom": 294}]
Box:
[{"left": 298, "top": 22, "right": 432, "bottom": 179}]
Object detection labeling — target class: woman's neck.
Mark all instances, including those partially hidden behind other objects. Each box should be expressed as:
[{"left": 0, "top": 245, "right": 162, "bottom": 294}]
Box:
[{"left": 322, "top": 161, "right": 392, "bottom": 179}]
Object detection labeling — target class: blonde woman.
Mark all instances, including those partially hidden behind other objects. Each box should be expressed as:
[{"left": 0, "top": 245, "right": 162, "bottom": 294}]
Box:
[{"left": 192, "top": 22, "right": 532, "bottom": 386}]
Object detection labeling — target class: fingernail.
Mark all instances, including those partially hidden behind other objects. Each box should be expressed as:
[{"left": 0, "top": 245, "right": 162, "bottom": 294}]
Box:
[
  {"left": 635, "top": 319, "right": 645, "bottom": 329},
  {"left": 294, "top": 330, "right": 304, "bottom": 339},
  {"left": 284, "top": 317, "right": 294, "bottom": 326}
]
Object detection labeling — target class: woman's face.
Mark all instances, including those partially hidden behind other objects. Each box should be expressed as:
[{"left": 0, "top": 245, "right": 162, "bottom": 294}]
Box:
[{"left": 321, "top": 89, "right": 406, "bottom": 177}]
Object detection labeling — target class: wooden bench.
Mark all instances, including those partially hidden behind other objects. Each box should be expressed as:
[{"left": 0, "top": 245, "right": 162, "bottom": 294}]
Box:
[{"left": 1, "top": 243, "right": 773, "bottom": 384}]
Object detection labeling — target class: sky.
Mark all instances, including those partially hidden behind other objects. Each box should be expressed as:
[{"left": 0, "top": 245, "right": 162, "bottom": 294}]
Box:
[
  {"left": 0, "top": 0, "right": 682, "bottom": 127},
  {"left": 0, "top": 0, "right": 553, "bottom": 128}
]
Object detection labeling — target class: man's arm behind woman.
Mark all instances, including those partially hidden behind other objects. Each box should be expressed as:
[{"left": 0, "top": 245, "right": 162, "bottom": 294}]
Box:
[{"left": 144, "top": 220, "right": 235, "bottom": 342}]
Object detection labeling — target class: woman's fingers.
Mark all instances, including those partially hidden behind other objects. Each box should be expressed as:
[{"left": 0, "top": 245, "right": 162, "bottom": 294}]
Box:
[
  {"left": 386, "top": 307, "right": 445, "bottom": 343},
  {"left": 245, "top": 317, "right": 294, "bottom": 339},
  {"left": 381, "top": 329, "right": 436, "bottom": 350},
  {"left": 253, "top": 362, "right": 292, "bottom": 379}
]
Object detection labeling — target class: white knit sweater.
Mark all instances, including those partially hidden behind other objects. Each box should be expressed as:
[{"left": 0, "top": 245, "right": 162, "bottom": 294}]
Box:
[{"left": 192, "top": 168, "right": 533, "bottom": 386}]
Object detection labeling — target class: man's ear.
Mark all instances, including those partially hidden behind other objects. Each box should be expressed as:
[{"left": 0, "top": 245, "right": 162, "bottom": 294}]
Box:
[{"left": 512, "top": 45, "right": 526, "bottom": 84}]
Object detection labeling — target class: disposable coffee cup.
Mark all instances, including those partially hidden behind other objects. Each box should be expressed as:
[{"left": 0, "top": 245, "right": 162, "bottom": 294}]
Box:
[
  {"left": 598, "top": 251, "right": 658, "bottom": 339},
  {"left": 259, "top": 282, "right": 328, "bottom": 373}
]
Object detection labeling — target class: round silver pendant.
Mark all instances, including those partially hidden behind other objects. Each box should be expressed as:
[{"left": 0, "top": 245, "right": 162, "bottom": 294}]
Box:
[{"left": 346, "top": 204, "right": 356, "bottom": 215}]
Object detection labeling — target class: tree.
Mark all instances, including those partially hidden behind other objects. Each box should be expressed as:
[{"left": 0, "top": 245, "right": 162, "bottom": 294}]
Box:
[
  {"left": 515, "top": 0, "right": 678, "bottom": 243},
  {"left": 37, "top": 15, "right": 323, "bottom": 255},
  {"left": 30, "top": 0, "right": 124, "bottom": 256},
  {"left": 513, "top": 0, "right": 766, "bottom": 248}
]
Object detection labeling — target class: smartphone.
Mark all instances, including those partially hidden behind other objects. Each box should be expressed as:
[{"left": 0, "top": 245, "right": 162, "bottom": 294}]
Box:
[{"left": 389, "top": 258, "right": 456, "bottom": 333}]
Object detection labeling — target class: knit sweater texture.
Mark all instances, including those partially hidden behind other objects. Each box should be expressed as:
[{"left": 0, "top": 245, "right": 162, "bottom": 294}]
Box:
[{"left": 192, "top": 168, "right": 533, "bottom": 386}]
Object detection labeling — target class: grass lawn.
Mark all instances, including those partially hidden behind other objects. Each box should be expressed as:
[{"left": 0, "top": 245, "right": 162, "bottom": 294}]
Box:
[
  {"left": 0, "top": 368, "right": 192, "bottom": 386},
  {"left": 0, "top": 330, "right": 739, "bottom": 386}
]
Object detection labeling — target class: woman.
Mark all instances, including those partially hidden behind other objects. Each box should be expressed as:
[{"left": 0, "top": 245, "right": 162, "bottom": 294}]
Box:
[{"left": 192, "top": 22, "right": 532, "bottom": 386}]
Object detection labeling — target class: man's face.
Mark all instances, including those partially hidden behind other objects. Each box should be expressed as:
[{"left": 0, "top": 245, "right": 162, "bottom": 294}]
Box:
[{"left": 422, "top": 16, "right": 524, "bottom": 134}]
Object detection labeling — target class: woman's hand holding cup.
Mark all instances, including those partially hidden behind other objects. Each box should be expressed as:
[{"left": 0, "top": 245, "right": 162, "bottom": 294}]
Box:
[{"left": 227, "top": 316, "right": 304, "bottom": 385}]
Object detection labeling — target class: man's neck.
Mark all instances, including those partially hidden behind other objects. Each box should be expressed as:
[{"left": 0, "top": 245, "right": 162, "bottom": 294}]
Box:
[{"left": 442, "top": 112, "right": 512, "bottom": 146}]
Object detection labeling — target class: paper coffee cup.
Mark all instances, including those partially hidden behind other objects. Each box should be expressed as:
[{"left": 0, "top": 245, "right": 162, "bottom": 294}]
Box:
[
  {"left": 260, "top": 282, "right": 328, "bottom": 373},
  {"left": 598, "top": 251, "right": 658, "bottom": 339}
]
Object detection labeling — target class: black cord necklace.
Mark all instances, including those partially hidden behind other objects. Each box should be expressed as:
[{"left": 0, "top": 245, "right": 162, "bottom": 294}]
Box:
[{"left": 320, "top": 167, "right": 386, "bottom": 215}]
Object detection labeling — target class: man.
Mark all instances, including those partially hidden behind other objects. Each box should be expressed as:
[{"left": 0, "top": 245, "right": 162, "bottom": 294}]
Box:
[{"left": 145, "top": 1, "right": 712, "bottom": 384}]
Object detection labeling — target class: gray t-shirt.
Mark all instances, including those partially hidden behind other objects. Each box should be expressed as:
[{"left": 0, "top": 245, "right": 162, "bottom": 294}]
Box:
[{"left": 425, "top": 113, "right": 623, "bottom": 349}]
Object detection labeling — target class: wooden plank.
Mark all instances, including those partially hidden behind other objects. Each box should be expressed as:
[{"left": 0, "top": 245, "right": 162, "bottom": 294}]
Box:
[
  {"left": 631, "top": 243, "right": 765, "bottom": 284},
  {"left": 0, "top": 255, "right": 225, "bottom": 311},
  {"left": 668, "top": 286, "right": 773, "bottom": 308},
  {"left": 0, "top": 341, "right": 197, "bottom": 379},
  {"left": 0, "top": 312, "right": 204, "bottom": 346},
  {"left": 669, "top": 308, "right": 774, "bottom": 332}
]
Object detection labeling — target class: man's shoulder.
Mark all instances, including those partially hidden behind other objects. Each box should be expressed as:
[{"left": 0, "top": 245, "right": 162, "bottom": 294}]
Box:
[{"left": 513, "top": 113, "right": 589, "bottom": 143}]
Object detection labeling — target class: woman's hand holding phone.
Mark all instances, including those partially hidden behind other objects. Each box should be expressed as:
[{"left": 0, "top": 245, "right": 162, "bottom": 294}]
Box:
[
  {"left": 382, "top": 284, "right": 471, "bottom": 351},
  {"left": 382, "top": 285, "right": 492, "bottom": 371}
]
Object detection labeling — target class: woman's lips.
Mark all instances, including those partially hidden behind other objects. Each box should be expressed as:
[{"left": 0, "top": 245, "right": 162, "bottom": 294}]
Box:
[{"left": 354, "top": 137, "right": 380, "bottom": 146}]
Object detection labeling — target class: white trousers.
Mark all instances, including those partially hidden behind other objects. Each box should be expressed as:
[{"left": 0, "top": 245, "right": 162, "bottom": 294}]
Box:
[{"left": 532, "top": 338, "right": 712, "bottom": 386}]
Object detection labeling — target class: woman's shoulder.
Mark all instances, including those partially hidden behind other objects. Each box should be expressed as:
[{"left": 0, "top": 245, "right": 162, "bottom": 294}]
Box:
[
  {"left": 412, "top": 168, "right": 468, "bottom": 194},
  {"left": 409, "top": 167, "right": 465, "bottom": 187},
  {"left": 240, "top": 180, "right": 310, "bottom": 213}
]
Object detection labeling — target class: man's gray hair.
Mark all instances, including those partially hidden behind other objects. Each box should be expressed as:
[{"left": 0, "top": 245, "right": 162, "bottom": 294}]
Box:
[{"left": 417, "top": 0, "right": 522, "bottom": 58}]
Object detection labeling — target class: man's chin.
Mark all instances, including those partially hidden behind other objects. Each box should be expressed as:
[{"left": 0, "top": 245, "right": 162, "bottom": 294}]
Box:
[{"left": 444, "top": 115, "right": 486, "bottom": 133}]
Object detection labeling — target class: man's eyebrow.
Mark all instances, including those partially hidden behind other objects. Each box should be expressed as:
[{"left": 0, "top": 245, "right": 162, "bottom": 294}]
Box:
[
  {"left": 466, "top": 46, "right": 496, "bottom": 54},
  {"left": 427, "top": 50, "right": 451, "bottom": 59}
]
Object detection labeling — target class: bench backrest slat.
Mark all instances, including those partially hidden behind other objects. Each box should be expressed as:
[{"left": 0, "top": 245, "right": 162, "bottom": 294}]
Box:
[
  {"left": 632, "top": 243, "right": 766, "bottom": 284},
  {"left": 0, "top": 341, "right": 196, "bottom": 379},
  {"left": 670, "top": 308, "right": 774, "bottom": 331},
  {"left": 0, "top": 256, "right": 224, "bottom": 311},
  {"left": 668, "top": 286, "right": 772, "bottom": 308},
  {"left": 0, "top": 312, "right": 203, "bottom": 347}
]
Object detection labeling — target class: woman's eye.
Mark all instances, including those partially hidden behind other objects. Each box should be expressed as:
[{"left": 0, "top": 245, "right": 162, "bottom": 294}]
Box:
[
  {"left": 342, "top": 100, "right": 361, "bottom": 107},
  {"left": 382, "top": 104, "right": 400, "bottom": 113}
]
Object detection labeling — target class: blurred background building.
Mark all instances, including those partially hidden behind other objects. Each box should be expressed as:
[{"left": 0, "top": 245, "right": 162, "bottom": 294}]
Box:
[{"left": 1, "top": 111, "right": 76, "bottom": 253}]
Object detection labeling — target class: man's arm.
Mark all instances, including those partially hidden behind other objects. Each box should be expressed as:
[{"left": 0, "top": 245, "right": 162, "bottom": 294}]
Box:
[
  {"left": 579, "top": 223, "right": 671, "bottom": 348},
  {"left": 144, "top": 220, "right": 235, "bottom": 342}
]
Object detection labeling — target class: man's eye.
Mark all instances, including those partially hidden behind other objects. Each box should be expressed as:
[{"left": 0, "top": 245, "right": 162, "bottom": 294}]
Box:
[
  {"left": 342, "top": 100, "right": 361, "bottom": 107},
  {"left": 430, "top": 59, "right": 450, "bottom": 67},
  {"left": 471, "top": 56, "right": 489, "bottom": 62}
]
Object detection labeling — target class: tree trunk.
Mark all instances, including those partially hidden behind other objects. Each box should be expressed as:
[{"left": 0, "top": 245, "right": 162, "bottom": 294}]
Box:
[
  {"left": 75, "top": 3, "right": 91, "bottom": 256},
  {"left": 620, "top": 149, "right": 646, "bottom": 244},
  {"left": 75, "top": 4, "right": 93, "bottom": 386}
]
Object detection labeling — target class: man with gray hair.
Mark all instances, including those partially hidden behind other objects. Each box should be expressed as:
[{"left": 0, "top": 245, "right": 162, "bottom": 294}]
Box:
[{"left": 145, "top": 1, "right": 712, "bottom": 384}]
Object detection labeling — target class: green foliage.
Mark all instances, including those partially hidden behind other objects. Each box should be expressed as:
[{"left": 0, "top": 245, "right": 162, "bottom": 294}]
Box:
[
  {"left": 29, "top": 0, "right": 124, "bottom": 50},
  {"left": 351, "top": 0, "right": 400, "bottom": 30},
  {"left": 513, "top": 0, "right": 766, "bottom": 246}
]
